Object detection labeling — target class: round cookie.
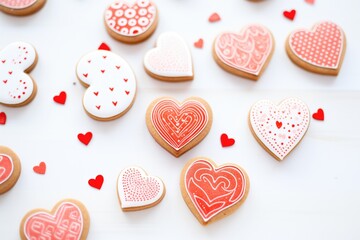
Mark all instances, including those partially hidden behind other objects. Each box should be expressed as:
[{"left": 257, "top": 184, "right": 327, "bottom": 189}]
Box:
[
  {"left": 180, "top": 157, "right": 250, "bottom": 225},
  {"left": 213, "top": 24, "right": 275, "bottom": 80},
  {"left": 146, "top": 97, "right": 212, "bottom": 157},
  {"left": 104, "top": 0, "right": 158, "bottom": 43},
  {"left": 20, "top": 199, "right": 90, "bottom": 240},
  {"left": 117, "top": 166, "right": 165, "bottom": 211},
  {"left": 0, "top": 41, "right": 38, "bottom": 107},
  {"left": 248, "top": 97, "right": 310, "bottom": 161},
  {"left": 286, "top": 21, "right": 346, "bottom": 75},
  {"left": 0, "top": 0, "right": 46, "bottom": 16},
  {"left": 76, "top": 43, "right": 137, "bottom": 121},
  {"left": 0, "top": 146, "right": 21, "bottom": 194}
]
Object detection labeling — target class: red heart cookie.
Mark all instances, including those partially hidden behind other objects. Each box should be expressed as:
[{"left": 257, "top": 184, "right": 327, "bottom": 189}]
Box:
[
  {"left": 117, "top": 166, "right": 165, "bottom": 211},
  {"left": 146, "top": 97, "right": 212, "bottom": 157},
  {"left": 181, "top": 158, "right": 249, "bottom": 225},
  {"left": 20, "top": 199, "right": 90, "bottom": 240},
  {"left": 0, "top": 146, "right": 21, "bottom": 194},
  {"left": 53, "top": 91, "right": 67, "bottom": 105},
  {"left": 286, "top": 21, "right": 346, "bottom": 75},
  {"left": 213, "top": 24, "right": 274, "bottom": 80},
  {"left": 249, "top": 98, "right": 310, "bottom": 160}
]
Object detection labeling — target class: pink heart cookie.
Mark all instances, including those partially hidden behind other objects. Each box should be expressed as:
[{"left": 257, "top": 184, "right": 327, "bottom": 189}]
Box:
[
  {"left": 117, "top": 166, "right": 165, "bottom": 211},
  {"left": 76, "top": 43, "right": 137, "bottom": 121},
  {"left": 20, "top": 199, "right": 90, "bottom": 240},
  {"left": 144, "top": 32, "right": 194, "bottom": 81},
  {"left": 249, "top": 98, "right": 310, "bottom": 160},
  {"left": 104, "top": 0, "right": 158, "bottom": 43},
  {"left": 0, "top": 146, "right": 21, "bottom": 194},
  {"left": 286, "top": 21, "right": 346, "bottom": 75},
  {"left": 0, "top": 0, "right": 45, "bottom": 15},
  {"left": 213, "top": 24, "right": 274, "bottom": 80}
]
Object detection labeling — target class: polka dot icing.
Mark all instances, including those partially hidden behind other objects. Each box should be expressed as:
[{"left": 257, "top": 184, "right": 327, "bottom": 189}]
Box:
[{"left": 0, "top": 0, "right": 37, "bottom": 9}]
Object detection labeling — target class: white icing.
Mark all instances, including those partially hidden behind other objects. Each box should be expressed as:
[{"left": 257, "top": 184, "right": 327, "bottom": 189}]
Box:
[
  {"left": 144, "top": 32, "right": 193, "bottom": 78},
  {"left": 0, "top": 42, "right": 36, "bottom": 105},
  {"left": 76, "top": 49, "right": 136, "bottom": 119}
]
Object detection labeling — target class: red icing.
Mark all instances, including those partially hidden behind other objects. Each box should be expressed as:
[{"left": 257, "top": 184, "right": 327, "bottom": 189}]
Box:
[
  {"left": 33, "top": 162, "right": 46, "bottom": 175},
  {"left": 0, "top": 154, "right": 13, "bottom": 184},
  {"left": 77, "top": 132, "right": 93, "bottom": 146},
  {"left": 0, "top": 112, "right": 6, "bottom": 125},
  {"left": 98, "top": 43, "right": 111, "bottom": 51},
  {"left": 312, "top": 108, "right": 324, "bottom": 121},
  {"left": 88, "top": 175, "right": 104, "bottom": 190},
  {"left": 53, "top": 91, "right": 67, "bottom": 105},
  {"left": 220, "top": 133, "right": 235, "bottom": 147},
  {"left": 283, "top": 9, "right": 296, "bottom": 20},
  {"left": 208, "top": 13, "right": 221, "bottom": 22}
]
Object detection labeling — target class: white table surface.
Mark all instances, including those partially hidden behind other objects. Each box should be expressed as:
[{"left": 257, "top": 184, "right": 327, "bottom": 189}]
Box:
[{"left": 1, "top": 0, "right": 360, "bottom": 239}]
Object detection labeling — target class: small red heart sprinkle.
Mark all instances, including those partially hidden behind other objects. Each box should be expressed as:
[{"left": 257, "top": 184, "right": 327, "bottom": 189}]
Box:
[
  {"left": 220, "top": 133, "right": 235, "bottom": 147},
  {"left": 305, "top": 0, "right": 315, "bottom": 4},
  {"left": 116, "top": 66, "right": 120, "bottom": 69},
  {"left": 96, "top": 105, "right": 101, "bottom": 110},
  {"left": 83, "top": 73, "right": 88, "bottom": 78},
  {"left": 1, "top": 60, "right": 5, "bottom": 63},
  {"left": 78, "top": 132, "right": 93, "bottom": 145},
  {"left": 312, "top": 108, "right": 324, "bottom": 121},
  {"left": 276, "top": 121, "right": 283, "bottom": 129},
  {"left": 125, "top": 91, "right": 130, "bottom": 95},
  {"left": 112, "top": 101, "right": 117, "bottom": 106},
  {"left": 283, "top": 9, "right": 296, "bottom": 20},
  {"left": 33, "top": 162, "right": 46, "bottom": 174},
  {"left": 0, "top": 112, "right": 6, "bottom": 125},
  {"left": 88, "top": 175, "right": 104, "bottom": 190},
  {"left": 124, "top": 78, "right": 128, "bottom": 82},
  {"left": 101, "top": 70, "right": 105, "bottom": 74},
  {"left": 209, "top": 13, "right": 221, "bottom": 22},
  {"left": 98, "top": 43, "right": 111, "bottom": 51},
  {"left": 109, "top": 87, "right": 114, "bottom": 91},
  {"left": 8, "top": 71, "right": 12, "bottom": 75},
  {"left": 53, "top": 91, "right": 67, "bottom": 105},
  {"left": 3, "top": 80, "right": 7, "bottom": 84},
  {"left": 93, "top": 92, "right": 99, "bottom": 96},
  {"left": 194, "top": 38, "right": 204, "bottom": 49}
]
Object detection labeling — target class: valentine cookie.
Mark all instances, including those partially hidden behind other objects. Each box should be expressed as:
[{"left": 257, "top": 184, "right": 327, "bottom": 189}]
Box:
[
  {"left": 286, "top": 21, "right": 346, "bottom": 75},
  {"left": 249, "top": 98, "right": 310, "bottom": 161},
  {"left": 76, "top": 43, "right": 137, "bottom": 121},
  {"left": 180, "top": 157, "right": 250, "bottom": 225},
  {"left": 0, "top": 0, "right": 45, "bottom": 15},
  {"left": 144, "top": 32, "right": 194, "bottom": 81},
  {"left": 117, "top": 166, "right": 165, "bottom": 211},
  {"left": 213, "top": 24, "right": 275, "bottom": 80},
  {"left": 0, "top": 146, "right": 21, "bottom": 194},
  {"left": 146, "top": 97, "right": 212, "bottom": 157},
  {"left": 20, "top": 199, "right": 90, "bottom": 240},
  {"left": 0, "top": 41, "right": 38, "bottom": 107},
  {"left": 104, "top": 0, "right": 158, "bottom": 43}
]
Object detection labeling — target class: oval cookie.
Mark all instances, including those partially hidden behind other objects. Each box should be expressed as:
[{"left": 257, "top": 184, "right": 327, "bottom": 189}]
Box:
[
  {"left": 0, "top": 146, "right": 21, "bottom": 194},
  {"left": 0, "top": 0, "right": 46, "bottom": 15}
]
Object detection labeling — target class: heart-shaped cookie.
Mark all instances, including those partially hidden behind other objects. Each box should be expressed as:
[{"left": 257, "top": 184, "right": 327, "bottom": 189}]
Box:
[
  {"left": 117, "top": 166, "right": 165, "bottom": 211},
  {"left": 0, "top": 146, "right": 21, "bottom": 194},
  {"left": 249, "top": 98, "right": 310, "bottom": 160},
  {"left": 144, "top": 32, "right": 194, "bottom": 81},
  {"left": 286, "top": 21, "right": 346, "bottom": 75},
  {"left": 181, "top": 157, "right": 250, "bottom": 225},
  {"left": 0, "top": 0, "right": 46, "bottom": 15},
  {"left": 213, "top": 24, "right": 274, "bottom": 80},
  {"left": 146, "top": 97, "right": 212, "bottom": 157},
  {"left": 104, "top": 0, "right": 158, "bottom": 43}
]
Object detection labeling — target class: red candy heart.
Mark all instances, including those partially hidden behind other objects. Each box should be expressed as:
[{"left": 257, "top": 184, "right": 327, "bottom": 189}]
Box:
[
  {"left": 33, "top": 162, "right": 46, "bottom": 175},
  {"left": 312, "top": 108, "right": 324, "bottom": 121},
  {"left": 283, "top": 9, "right": 296, "bottom": 20},
  {"left": 0, "top": 112, "right": 6, "bottom": 125},
  {"left": 194, "top": 38, "right": 204, "bottom": 49},
  {"left": 53, "top": 91, "right": 67, "bottom": 105},
  {"left": 88, "top": 175, "right": 104, "bottom": 190},
  {"left": 77, "top": 132, "right": 93, "bottom": 146},
  {"left": 305, "top": 0, "right": 315, "bottom": 4},
  {"left": 209, "top": 13, "right": 221, "bottom": 22},
  {"left": 220, "top": 133, "right": 235, "bottom": 147}
]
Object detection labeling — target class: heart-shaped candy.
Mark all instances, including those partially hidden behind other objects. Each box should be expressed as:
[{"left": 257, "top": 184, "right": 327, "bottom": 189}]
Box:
[
  {"left": 33, "top": 162, "right": 46, "bottom": 175},
  {"left": 0, "top": 112, "right": 6, "bottom": 125},
  {"left": 88, "top": 175, "right": 104, "bottom": 190},
  {"left": 312, "top": 108, "right": 324, "bottom": 121},
  {"left": 77, "top": 132, "right": 93, "bottom": 146},
  {"left": 53, "top": 91, "right": 67, "bottom": 105},
  {"left": 220, "top": 133, "right": 235, "bottom": 147},
  {"left": 283, "top": 9, "right": 296, "bottom": 21}
]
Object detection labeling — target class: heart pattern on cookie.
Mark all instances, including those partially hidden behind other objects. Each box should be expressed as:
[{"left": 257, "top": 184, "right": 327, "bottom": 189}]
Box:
[
  {"left": 0, "top": 154, "right": 13, "bottom": 184},
  {"left": 0, "top": 0, "right": 37, "bottom": 9},
  {"left": 181, "top": 158, "right": 249, "bottom": 224},
  {"left": 0, "top": 42, "right": 37, "bottom": 106},
  {"left": 117, "top": 166, "right": 165, "bottom": 210},
  {"left": 144, "top": 32, "right": 193, "bottom": 81},
  {"left": 214, "top": 25, "right": 274, "bottom": 80},
  {"left": 76, "top": 43, "right": 136, "bottom": 120},
  {"left": 287, "top": 21, "right": 345, "bottom": 74},
  {"left": 249, "top": 98, "right": 310, "bottom": 160}
]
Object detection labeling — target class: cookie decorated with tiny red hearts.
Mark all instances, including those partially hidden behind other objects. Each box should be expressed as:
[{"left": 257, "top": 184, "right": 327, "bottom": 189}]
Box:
[
  {"left": 180, "top": 157, "right": 250, "bottom": 225},
  {"left": 286, "top": 21, "right": 346, "bottom": 75},
  {"left": 117, "top": 166, "right": 165, "bottom": 211},
  {"left": 76, "top": 43, "right": 136, "bottom": 121},
  {"left": 213, "top": 24, "right": 274, "bottom": 80},
  {"left": 146, "top": 97, "right": 212, "bottom": 157},
  {"left": 104, "top": 0, "right": 158, "bottom": 43},
  {"left": 0, "top": 146, "right": 21, "bottom": 194},
  {"left": 20, "top": 199, "right": 90, "bottom": 240},
  {"left": 249, "top": 98, "right": 310, "bottom": 160},
  {"left": 0, "top": 0, "right": 46, "bottom": 15}
]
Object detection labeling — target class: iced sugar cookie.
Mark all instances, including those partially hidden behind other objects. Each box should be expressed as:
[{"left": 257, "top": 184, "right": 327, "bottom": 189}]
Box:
[
  {"left": 0, "top": 42, "right": 37, "bottom": 107},
  {"left": 249, "top": 98, "right": 310, "bottom": 161},
  {"left": 146, "top": 97, "right": 212, "bottom": 157},
  {"left": 20, "top": 199, "right": 90, "bottom": 240},
  {"left": 144, "top": 32, "right": 194, "bottom": 81},
  {"left": 0, "top": 146, "right": 21, "bottom": 194},
  {"left": 76, "top": 43, "right": 137, "bottom": 121},
  {"left": 286, "top": 21, "right": 346, "bottom": 75},
  {"left": 180, "top": 157, "right": 250, "bottom": 225},
  {"left": 0, "top": 0, "right": 46, "bottom": 16},
  {"left": 105, "top": 0, "right": 158, "bottom": 43},
  {"left": 117, "top": 166, "right": 165, "bottom": 211},
  {"left": 213, "top": 24, "right": 274, "bottom": 80}
]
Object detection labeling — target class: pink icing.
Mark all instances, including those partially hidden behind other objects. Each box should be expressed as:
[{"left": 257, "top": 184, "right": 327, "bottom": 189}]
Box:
[{"left": 0, "top": 0, "right": 37, "bottom": 9}]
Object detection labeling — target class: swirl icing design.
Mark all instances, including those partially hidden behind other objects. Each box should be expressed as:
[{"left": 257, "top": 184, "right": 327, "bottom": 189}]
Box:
[
  {"left": 24, "top": 202, "right": 84, "bottom": 240},
  {"left": 214, "top": 25, "right": 273, "bottom": 76},
  {"left": 249, "top": 98, "right": 310, "bottom": 160},
  {"left": 0, "top": 42, "right": 36, "bottom": 105},
  {"left": 289, "top": 21, "right": 344, "bottom": 69},
  {"left": 151, "top": 99, "right": 208, "bottom": 151},
  {"left": 105, "top": 0, "right": 156, "bottom": 37},
  {"left": 0, "top": 0, "right": 36, "bottom": 9},
  {"left": 184, "top": 159, "right": 247, "bottom": 222},
  {"left": 0, "top": 154, "right": 13, "bottom": 184}
]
